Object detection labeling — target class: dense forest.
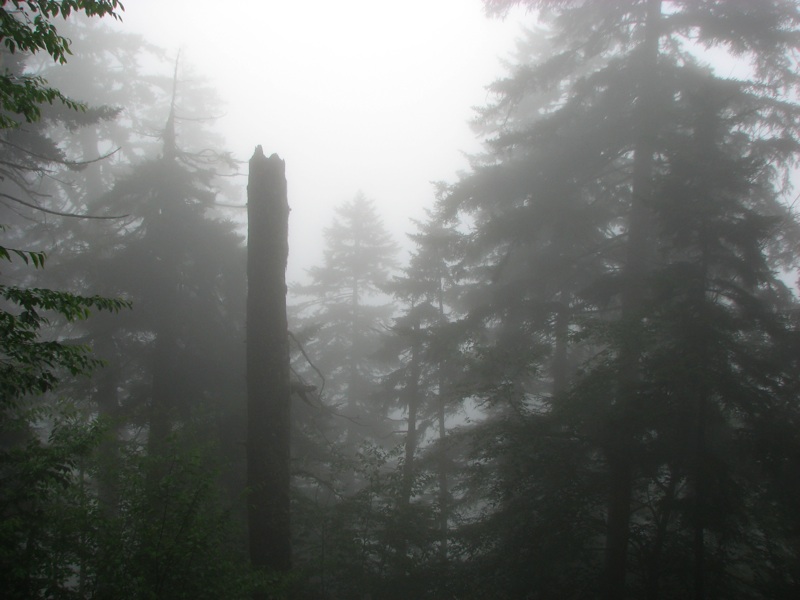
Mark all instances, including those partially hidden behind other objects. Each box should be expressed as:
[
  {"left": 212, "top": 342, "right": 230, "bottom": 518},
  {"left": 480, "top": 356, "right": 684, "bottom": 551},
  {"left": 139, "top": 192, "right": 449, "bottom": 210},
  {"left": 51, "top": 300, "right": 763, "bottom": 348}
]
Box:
[{"left": 2, "top": 1, "right": 800, "bottom": 599}]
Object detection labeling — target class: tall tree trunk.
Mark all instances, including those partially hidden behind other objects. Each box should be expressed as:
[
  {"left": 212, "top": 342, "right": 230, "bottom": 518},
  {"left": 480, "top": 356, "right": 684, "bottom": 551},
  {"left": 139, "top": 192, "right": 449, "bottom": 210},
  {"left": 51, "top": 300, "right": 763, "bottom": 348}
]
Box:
[
  {"left": 436, "top": 275, "right": 449, "bottom": 562},
  {"left": 246, "top": 146, "right": 292, "bottom": 586},
  {"left": 400, "top": 319, "right": 421, "bottom": 511},
  {"left": 603, "top": 1, "right": 662, "bottom": 598},
  {"left": 349, "top": 273, "right": 360, "bottom": 409},
  {"left": 692, "top": 328, "right": 708, "bottom": 600},
  {"left": 397, "top": 318, "right": 421, "bottom": 579},
  {"left": 145, "top": 253, "right": 180, "bottom": 505},
  {"left": 146, "top": 107, "right": 182, "bottom": 471},
  {"left": 645, "top": 468, "right": 678, "bottom": 600},
  {"left": 436, "top": 368, "right": 449, "bottom": 562},
  {"left": 95, "top": 359, "right": 120, "bottom": 514},
  {"left": 689, "top": 80, "right": 719, "bottom": 600},
  {"left": 147, "top": 328, "right": 176, "bottom": 459}
]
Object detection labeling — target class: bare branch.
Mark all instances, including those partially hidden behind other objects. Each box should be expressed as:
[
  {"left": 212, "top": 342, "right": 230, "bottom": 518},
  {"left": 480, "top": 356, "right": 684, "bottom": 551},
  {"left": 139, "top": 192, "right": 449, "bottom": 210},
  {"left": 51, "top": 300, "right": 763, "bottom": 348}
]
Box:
[{"left": 0, "top": 193, "right": 128, "bottom": 219}]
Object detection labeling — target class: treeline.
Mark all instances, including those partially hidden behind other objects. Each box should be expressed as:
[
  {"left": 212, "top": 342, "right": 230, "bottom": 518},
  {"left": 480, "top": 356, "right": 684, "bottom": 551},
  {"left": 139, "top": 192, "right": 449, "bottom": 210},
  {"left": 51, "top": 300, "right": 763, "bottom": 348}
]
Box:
[
  {"left": 289, "top": 2, "right": 800, "bottom": 599},
  {"left": 2, "top": 2, "right": 800, "bottom": 600}
]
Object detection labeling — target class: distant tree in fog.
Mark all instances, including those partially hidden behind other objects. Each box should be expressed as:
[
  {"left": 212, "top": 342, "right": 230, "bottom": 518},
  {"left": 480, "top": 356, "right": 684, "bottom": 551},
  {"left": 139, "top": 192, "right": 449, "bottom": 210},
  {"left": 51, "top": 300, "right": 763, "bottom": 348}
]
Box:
[
  {"left": 289, "top": 192, "right": 400, "bottom": 597},
  {"left": 368, "top": 210, "right": 467, "bottom": 598},
  {"left": 293, "top": 191, "right": 399, "bottom": 438}
]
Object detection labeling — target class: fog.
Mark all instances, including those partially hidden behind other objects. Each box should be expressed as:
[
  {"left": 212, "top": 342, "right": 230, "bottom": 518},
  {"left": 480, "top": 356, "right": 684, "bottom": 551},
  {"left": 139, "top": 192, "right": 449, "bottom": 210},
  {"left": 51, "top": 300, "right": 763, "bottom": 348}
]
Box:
[
  {"left": 110, "top": 0, "right": 526, "bottom": 280},
  {"left": 4, "top": 2, "right": 800, "bottom": 599}
]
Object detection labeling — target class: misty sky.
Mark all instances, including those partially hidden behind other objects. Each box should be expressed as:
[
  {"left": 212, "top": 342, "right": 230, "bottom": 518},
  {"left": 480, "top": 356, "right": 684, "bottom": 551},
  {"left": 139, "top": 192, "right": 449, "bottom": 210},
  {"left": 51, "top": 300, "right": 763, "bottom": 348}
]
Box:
[{"left": 108, "top": 0, "right": 528, "bottom": 280}]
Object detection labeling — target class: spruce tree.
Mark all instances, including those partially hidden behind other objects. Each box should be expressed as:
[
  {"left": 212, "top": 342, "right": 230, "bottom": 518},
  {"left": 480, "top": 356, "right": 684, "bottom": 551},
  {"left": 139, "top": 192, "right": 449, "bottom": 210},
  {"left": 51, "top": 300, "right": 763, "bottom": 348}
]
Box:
[
  {"left": 369, "top": 211, "right": 466, "bottom": 597},
  {"left": 293, "top": 191, "right": 399, "bottom": 440},
  {"left": 290, "top": 192, "right": 399, "bottom": 597},
  {"left": 436, "top": 1, "right": 800, "bottom": 597}
]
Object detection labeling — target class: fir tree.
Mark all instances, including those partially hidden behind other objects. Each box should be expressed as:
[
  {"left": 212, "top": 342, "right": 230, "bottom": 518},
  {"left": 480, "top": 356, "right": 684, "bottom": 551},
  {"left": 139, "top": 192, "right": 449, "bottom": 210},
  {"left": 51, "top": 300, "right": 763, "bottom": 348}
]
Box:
[
  {"left": 435, "top": 1, "right": 800, "bottom": 597},
  {"left": 293, "top": 191, "right": 399, "bottom": 440},
  {"left": 290, "top": 192, "right": 399, "bottom": 597}
]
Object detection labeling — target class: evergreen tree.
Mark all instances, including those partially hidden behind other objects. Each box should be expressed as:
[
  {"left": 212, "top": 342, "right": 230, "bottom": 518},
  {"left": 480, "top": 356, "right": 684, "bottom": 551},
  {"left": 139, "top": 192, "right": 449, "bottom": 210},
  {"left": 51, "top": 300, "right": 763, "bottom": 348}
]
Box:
[
  {"left": 371, "top": 211, "right": 468, "bottom": 598},
  {"left": 434, "top": 1, "right": 800, "bottom": 597},
  {"left": 3, "top": 14, "right": 252, "bottom": 592},
  {"left": 290, "top": 192, "right": 399, "bottom": 597},
  {"left": 59, "top": 85, "right": 251, "bottom": 600},
  {"left": 293, "top": 191, "right": 399, "bottom": 440}
]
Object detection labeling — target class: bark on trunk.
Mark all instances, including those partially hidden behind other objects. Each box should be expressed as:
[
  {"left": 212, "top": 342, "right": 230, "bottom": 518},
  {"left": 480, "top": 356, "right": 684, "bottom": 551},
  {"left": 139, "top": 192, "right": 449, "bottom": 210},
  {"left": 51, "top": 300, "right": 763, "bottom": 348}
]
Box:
[{"left": 246, "top": 146, "right": 292, "bottom": 584}]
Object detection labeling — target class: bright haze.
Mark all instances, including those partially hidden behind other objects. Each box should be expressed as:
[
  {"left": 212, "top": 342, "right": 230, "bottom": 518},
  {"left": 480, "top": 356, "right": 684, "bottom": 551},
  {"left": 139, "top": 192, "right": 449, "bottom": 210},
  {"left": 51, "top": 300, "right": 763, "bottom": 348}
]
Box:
[{"left": 108, "top": 0, "right": 526, "bottom": 280}]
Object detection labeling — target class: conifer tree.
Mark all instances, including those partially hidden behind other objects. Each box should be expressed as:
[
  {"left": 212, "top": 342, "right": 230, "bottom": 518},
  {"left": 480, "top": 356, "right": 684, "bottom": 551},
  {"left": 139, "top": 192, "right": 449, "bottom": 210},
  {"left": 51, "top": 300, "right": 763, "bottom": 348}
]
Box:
[
  {"left": 363, "top": 212, "right": 466, "bottom": 597},
  {"left": 293, "top": 192, "right": 398, "bottom": 440},
  {"left": 436, "top": 1, "right": 800, "bottom": 597},
  {"left": 384, "top": 212, "right": 465, "bottom": 551},
  {"left": 290, "top": 192, "right": 398, "bottom": 597}
]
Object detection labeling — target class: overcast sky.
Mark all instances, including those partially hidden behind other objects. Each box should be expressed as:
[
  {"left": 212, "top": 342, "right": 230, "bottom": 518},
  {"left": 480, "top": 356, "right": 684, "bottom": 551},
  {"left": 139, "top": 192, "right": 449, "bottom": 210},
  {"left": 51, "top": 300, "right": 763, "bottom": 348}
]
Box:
[{"left": 108, "top": 0, "right": 528, "bottom": 280}]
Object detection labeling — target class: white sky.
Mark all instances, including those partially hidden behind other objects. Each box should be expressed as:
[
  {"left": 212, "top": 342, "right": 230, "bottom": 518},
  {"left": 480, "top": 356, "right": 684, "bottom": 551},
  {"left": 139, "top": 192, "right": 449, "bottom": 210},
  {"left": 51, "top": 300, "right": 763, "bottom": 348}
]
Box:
[{"left": 108, "top": 0, "right": 528, "bottom": 280}]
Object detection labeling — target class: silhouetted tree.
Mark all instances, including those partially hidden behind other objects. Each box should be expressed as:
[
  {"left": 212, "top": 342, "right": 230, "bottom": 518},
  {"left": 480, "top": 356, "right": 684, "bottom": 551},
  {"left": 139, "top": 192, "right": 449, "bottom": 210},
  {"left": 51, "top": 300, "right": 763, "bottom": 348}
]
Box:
[
  {"left": 432, "top": 1, "right": 800, "bottom": 598},
  {"left": 368, "top": 211, "right": 467, "bottom": 598}
]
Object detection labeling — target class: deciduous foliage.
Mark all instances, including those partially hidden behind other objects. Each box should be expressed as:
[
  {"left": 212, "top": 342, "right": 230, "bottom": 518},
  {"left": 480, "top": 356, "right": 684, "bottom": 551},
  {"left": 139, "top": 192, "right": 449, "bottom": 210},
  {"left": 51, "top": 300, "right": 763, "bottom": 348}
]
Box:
[
  {"left": 0, "top": 1, "right": 123, "bottom": 127},
  {"left": 1, "top": 6, "right": 130, "bottom": 596},
  {"left": 0, "top": 243, "right": 129, "bottom": 598}
]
